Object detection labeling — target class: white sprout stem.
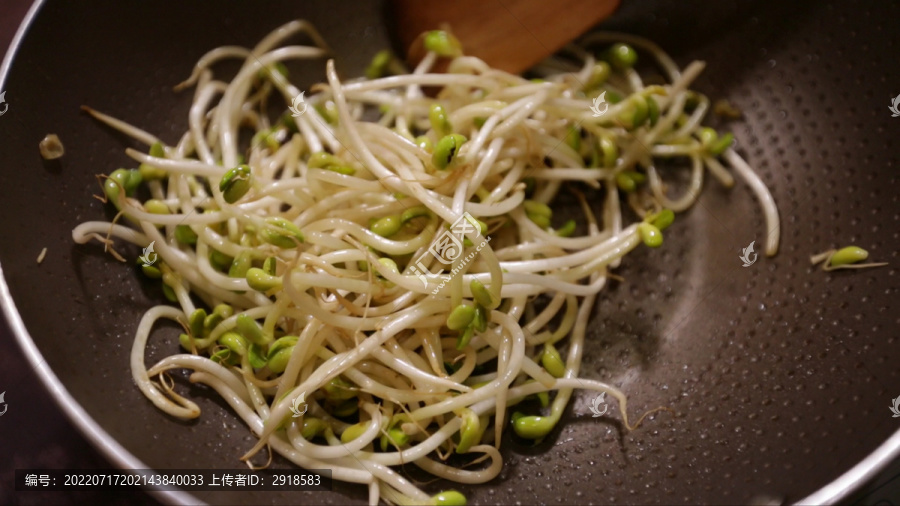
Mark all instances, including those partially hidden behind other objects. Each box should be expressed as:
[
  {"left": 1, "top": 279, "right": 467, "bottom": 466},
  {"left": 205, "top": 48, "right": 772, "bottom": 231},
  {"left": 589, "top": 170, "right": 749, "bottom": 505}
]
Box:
[
  {"left": 130, "top": 305, "right": 198, "bottom": 419},
  {"left": 724, "top": 148, "right": 781, "bottom": 255},
  {"left": 81, "top": 106, "right": 159, "bottom": 146}
]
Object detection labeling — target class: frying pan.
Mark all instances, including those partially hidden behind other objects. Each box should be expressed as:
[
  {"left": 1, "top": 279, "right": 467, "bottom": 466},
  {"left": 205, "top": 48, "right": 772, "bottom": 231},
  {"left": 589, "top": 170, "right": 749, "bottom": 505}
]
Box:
[{"left": 1, "top": 0, "right": 898, "bottom": 504}]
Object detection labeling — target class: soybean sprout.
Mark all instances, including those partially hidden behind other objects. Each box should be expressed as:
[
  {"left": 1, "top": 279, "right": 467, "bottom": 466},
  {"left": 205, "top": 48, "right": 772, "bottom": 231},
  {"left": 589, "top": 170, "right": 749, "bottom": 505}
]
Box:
[
  {"left": 72, "top": 21, "right": 780, "bottom": 506},
  {"left": 810, "top": 245, "right": 888, "bottom": 271}
]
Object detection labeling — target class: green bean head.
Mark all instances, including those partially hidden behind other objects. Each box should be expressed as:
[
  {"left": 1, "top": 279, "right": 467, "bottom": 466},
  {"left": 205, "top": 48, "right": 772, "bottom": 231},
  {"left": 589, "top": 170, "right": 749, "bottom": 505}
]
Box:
[
  {"left": 455, "top": 408, "right": 481, "bottom": 454},
  {"left": 219, "top": 165, "right": 252, "bottom": 204},
  {"left": 340, "top": 421, "right": 370, "bottom": 444},
  {"left": 432, "top": 490, "right": 467, "bottom": 506},
  {"left": 447, "top": 304, "right": 476, "bottom": 331},
  {"left": 541, "top": 343, "right": 566, "bottom": 378},
  {"left": 424, "top": 30, "right": 462, "bottom": 57},
  {"left": 608, "top": 43, "right": 637, "bottom": 69},
  {"left": 139, "top": 141, "right": 167, "bottom": 180},
  {"left": 260, "top": 217, "right": 305, "bottom": 248},
  {"left": 246, "top": 267, "right": 282, "bottom": 291},
  {"left": 432, "top": 134, "right": 467, "bottom": 170},
  {"left": 830, "top": 245, "right": 870, "bottom": 267},
  {"left": 370, "top": 215, "right": 402, "bottom": 237},
  {"left": 511, "top": 413, "right": 556, "bottom": 439},
  {"left": 638, "top": 222, "right": 663, "bottom": 247}
]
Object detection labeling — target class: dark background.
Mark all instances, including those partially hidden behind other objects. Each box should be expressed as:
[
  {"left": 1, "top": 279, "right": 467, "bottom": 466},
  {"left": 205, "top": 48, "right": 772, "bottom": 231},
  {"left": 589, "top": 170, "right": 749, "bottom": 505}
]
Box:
[{"left": 1, "top": 1, "right": 899, "bottom": 505}]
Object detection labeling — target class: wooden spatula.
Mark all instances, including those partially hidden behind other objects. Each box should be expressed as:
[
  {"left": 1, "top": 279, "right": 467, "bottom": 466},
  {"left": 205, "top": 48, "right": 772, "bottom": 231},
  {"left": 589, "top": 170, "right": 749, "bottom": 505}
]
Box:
[{"left": 391, "top": 0, "right": 621, "bottom": 74}]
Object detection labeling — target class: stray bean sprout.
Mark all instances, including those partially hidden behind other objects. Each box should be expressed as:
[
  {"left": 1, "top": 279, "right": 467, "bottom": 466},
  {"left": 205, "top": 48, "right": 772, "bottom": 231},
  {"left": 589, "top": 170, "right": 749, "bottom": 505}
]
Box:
[{"left": 810, "top": 245, "right": 887, "bottom": 271}]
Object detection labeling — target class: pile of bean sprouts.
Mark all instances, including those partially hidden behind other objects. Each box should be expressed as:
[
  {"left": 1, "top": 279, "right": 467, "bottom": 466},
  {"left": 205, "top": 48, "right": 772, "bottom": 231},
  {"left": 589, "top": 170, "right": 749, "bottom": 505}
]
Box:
[{"left": 72, "top": 21, "right": 780, "bottom": 506}]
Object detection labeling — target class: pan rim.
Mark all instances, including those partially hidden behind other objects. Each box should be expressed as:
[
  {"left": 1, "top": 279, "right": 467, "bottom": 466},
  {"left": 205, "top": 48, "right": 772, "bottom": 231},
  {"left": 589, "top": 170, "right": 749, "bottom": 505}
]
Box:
[{"left": 0, "top": 2, "right": 897, "bottom": 504}]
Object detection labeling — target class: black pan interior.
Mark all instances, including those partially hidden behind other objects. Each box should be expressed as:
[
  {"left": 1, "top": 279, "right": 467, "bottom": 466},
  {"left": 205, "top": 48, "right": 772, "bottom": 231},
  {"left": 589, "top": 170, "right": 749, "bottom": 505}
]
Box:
[{"left": 0, "top": 0, "right": 898, "bottom": 504}]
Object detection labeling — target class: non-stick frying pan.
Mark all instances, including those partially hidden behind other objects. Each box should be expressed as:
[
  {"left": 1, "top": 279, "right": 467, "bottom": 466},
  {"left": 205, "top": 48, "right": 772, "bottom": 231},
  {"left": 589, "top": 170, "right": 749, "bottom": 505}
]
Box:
[{"left": 1, "top": 1, "right": 898, "bottom": 504}]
